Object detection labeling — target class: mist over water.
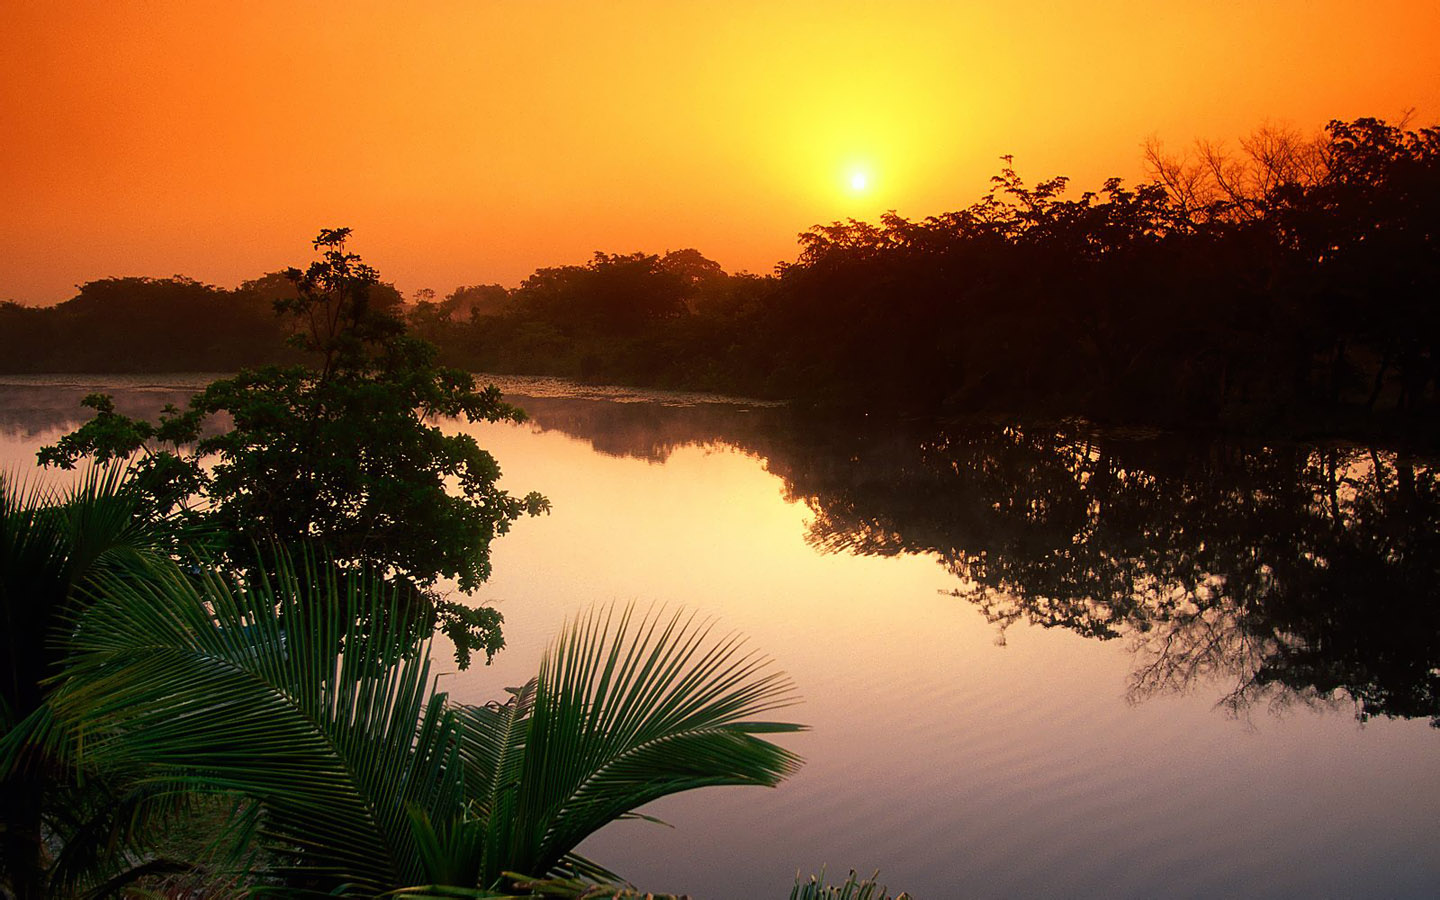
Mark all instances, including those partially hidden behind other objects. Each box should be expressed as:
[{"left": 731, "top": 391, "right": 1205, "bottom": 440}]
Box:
[{"left": 4, "top": 375, "right": 1437, "bottom": 899}]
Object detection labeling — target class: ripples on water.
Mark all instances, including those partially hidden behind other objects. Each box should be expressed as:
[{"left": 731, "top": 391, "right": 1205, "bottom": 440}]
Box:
[{"left": 2, "top": 374, "right": 1437, "bottom": 899}]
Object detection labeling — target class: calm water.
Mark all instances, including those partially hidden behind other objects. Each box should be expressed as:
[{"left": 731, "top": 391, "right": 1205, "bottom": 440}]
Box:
[{"left": 3, "top": 375, "right": 1437, "bottom": 899}]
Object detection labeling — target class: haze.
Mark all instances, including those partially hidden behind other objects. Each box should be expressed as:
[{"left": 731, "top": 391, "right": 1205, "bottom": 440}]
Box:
[{"left": 2, "top": 0, "right": 1436, "bottom": 305}]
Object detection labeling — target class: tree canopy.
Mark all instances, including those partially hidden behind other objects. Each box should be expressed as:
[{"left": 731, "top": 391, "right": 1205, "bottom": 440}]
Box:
[
  {"left": 1, "top": 475, "right": 802, "bottom": 897},
  {"left": 40, "top": 229, "right": 548, "bottom": 666},
  {"left": 6, "top": 116, "right": 1436, "bottom": 438}
]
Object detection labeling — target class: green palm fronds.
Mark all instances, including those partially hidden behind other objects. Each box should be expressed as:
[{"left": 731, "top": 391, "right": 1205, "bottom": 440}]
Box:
[
  {"left": 55, "top": 555, "right": 460, "bottom": 896},
  {"left": 472, "top": 605, "right": 804, "bottom": 886},
  {"left": 2, "top": 464, "right": 201, "bottom": 899},
  {"left": 48, "top": 552, "right": 804, "bottom": 897}
]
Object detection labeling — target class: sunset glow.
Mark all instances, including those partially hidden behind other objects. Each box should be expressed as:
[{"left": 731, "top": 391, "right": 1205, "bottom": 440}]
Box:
[
  {"left": 1, "top": 0, "right": 1437, "bottom": 304},
  {"left": 3, "top": 2, "right": 1439, "bottom": 891}
]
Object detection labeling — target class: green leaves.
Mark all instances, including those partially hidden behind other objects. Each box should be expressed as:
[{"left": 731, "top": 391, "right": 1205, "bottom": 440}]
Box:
[
  {"left": 54, "top": 554, "right": 460, "bottom": 895},
  {"left": 1, "top": 464, "right": 208, "bottom": 898},
  {"left": 494, "top": 605, "right": 804, "bottom": 884},
  {"left": 39, "top": 230, "right": 550, "bottom": 668},
  {"left": 44, "top": 552, "right": 803, "bottom": 897}
]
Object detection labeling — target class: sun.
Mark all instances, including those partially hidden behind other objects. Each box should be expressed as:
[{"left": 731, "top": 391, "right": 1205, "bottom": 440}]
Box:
[{"left": 849, "top": 171, "right": 869, "bottom": 191}]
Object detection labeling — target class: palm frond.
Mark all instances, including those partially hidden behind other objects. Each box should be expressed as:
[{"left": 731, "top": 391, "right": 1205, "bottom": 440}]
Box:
[
  {"left": 43, "top": 553, "right": 805, "bottom": 898},
  {"left": 789, "top": 869, "right": 910, "bottom": 900},
  {"left": 54, "top": 464, "right": 182, "bottom": 583},
  {"left": 469, "top": 603, "right": 805, "bottom": 885},
  {"left": 50, "top": 550, "right": 464, "bottom": 895},
  {"left": 2, "top": 463, "right": 201, "bottom": 898}
]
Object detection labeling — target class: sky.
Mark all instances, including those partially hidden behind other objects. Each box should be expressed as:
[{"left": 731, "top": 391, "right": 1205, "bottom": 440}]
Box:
[{"left": 2, "top": 0, "right": 1437, "bottom": 306}]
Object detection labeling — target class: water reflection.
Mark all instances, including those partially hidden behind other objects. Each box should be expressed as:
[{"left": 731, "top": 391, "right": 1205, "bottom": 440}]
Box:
[
  {"left": 505, "top": 394, "right": 1440, "bottom": 727},
  {"left": 4, "top": 376, "right": 1437, "bottom": 898},
  {"left": 6, "top": 377, "right": 1438, "bottom": 726},
  {"left": 0, "top": 375, "right": 208, "bottom": 441}
]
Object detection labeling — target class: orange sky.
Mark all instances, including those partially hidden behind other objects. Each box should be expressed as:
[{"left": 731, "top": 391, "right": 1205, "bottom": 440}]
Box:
[{"left": 2, "top": 1, "right": 1437, "bottom": 305}]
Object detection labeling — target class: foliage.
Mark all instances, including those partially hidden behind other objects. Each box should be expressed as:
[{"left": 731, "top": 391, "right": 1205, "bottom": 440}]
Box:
[
  {"left": 3, "top": 468, "right": 802, "bottom": 897},
  {"left": 742, "top": 410, "right": 1440, "bottom": 725},
  {"left": 39, "top": 229, "right": 549, "bottom": 667},
  {"left": 789, "top": 869, "right": 909, "bottom": 900},
  {"left": 8, "top": 114, "right": 1436, "bottom": 435},
  {"left": 430, "top": 249, "right": 763, "bottom": 388},
  {"left": 452, "top": 115, "right": 1436, "bottom": 429},
  {"left": 0, "top": 275, "right": 293, "bottom": 373},
  {"left": 45, "top": 549, "right": 804, "bottom": 897},
  {"left": 0, "top": 465, "right": 218, "bottom": 899},
  {"left": 514, "top": 251, "right": 701, "bottom": 334}
]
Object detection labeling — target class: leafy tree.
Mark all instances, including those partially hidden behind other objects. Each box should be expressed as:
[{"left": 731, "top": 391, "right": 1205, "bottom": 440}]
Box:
[
  {"left": 444, "top": 283, "right": 511, "bottom": 321},
  {"left": 514, "top": 251, "right": 691, "bottom": 335},
  {"left": 40, "top": 229, "right": 548, "bottom": 667},
  {"left": 0, "top": 466, "right": 218, "bottom": 899},
  {"left": 405, "top": 284, "right": 513, "bottom": 354},
  {"left": 1289, "top": 118, "right": 1440, "bottom": 410},
  {"left": 750, "top": 116, "right": 1438, "bottom": 424},
  {"left": 47, "top": 551, "right": 803, "bottom": 897},
  {"left": 0, "top": 302, "right": 60, "bottom": 373}
]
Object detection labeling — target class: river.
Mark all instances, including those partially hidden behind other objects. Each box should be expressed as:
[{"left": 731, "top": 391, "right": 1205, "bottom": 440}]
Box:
[{"left": 2, "top": 374, "right": 1437, "bottom": 899}]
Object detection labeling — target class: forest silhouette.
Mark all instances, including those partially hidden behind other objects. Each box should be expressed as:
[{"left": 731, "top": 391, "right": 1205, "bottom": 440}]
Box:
[{"left": 3, "top": 116, "right": 1437, "bottom": 439}]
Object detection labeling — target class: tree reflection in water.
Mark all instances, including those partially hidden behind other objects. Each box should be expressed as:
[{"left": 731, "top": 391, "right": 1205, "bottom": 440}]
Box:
[
  {"left": 761, "top": 417, "right": 1440, "bottom": 726},
  {"left": 480, "top": 391, "right": 1440, "bottom": 727},
  {"left": 10, "top": 379, "right": 1438, "bottom": 727}
]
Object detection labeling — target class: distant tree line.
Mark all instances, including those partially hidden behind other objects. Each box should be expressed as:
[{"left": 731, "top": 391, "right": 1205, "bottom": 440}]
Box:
[
  {"left": 5, "top": 116, "right": 1436, "bottom": 435},
  {"left": 741, "top": 116, "right": 1439, "bottom": 427},
  {"left": 3, "top": 234, "right": 801, "bottom": 898},
  {"left": 407, "top": 247, "right": 775, "bottom": 389},
  {"left": 0, "top": 272, "right": 409, "bottom": 373}
]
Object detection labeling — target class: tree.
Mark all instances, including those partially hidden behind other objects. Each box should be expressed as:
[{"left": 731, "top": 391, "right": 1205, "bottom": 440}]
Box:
[
  {"left": 514, "top": 252, "right": 690, "bottom": 335},
  {"left": 444, "top": 283, "right": 511, "bottom": 321},
  {"left": 40, "top": 229, "right": 548, "bottom": 667},
  {"left": 1143, "top": 122, "right": 1329, "bottom": 226},
  {"left": 46, "top": 551, "right": 803, "bottom": 897},
  {"left": 1288, "top": 118, "right": 1440, "bottom": 411},
  {"left": 0, "top": 466, "right": 214, "bottom": 899}
]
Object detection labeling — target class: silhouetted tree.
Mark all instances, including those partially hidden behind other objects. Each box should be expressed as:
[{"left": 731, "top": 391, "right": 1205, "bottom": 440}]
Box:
[
  {"left": 40, "top": 229, "right": 549, "bottom": 667},
  {"left": 7, "top": 116, "right": 1435, "bottom": 437}
]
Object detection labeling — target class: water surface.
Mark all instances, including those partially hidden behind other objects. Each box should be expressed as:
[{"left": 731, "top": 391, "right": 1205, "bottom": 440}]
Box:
[{"left": 3, "top": 375, "right": 1436, "bottom": 899}]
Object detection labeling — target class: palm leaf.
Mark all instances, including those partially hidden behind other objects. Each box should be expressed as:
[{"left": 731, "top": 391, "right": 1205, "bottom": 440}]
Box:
[
  {"left": 48, "top": 556, "right": 805, "bottom": 897},
  {"left": 465, "top": 604, "right": 805, "bottom": 887},
  {"left": 2, "top": 464, "right": 202, "bottom": 898},
  {"left": 51, "top": 550, "right": 464, "bottom": 896}
]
